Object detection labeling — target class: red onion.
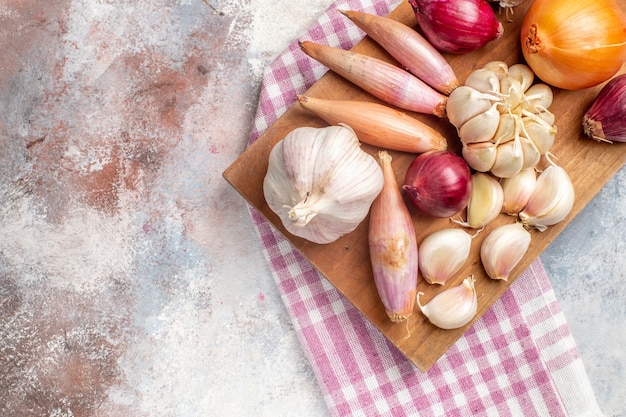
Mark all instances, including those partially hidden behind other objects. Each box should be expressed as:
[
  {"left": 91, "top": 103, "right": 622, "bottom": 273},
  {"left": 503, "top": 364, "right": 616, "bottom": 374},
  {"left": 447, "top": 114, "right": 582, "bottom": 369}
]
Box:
[
  {"left": 402, "top": 151, "right": 472, "bottom": 217},
  {"left": 583, "top": 74, "right": 626, "bottom": 143},
  {"left": 408, "top": 0, "right": 504, "bottom": 54}
]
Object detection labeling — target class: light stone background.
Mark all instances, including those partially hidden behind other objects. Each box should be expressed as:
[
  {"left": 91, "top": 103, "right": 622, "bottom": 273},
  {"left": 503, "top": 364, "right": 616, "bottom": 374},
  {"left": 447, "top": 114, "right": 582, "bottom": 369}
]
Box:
[{"left": 0, "top": 1, "right": 623, "bottom": 416}]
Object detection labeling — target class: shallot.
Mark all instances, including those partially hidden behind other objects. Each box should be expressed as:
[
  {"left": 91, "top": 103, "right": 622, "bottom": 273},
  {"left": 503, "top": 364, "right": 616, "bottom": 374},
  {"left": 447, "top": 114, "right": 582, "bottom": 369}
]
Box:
[
  {"left": 299, "top": 41, "right": 447, "bottom": 117},
  {"left": 402, "top": 151, "right": 472, "bottom": 218},
  {"left": 369, "top": 151, "right": 419, "bottom": 323},
  {"left": 339, "top": 9, "right": 458, "bottom": 94},
  {"left": 583, "top": 74, "right": 626, "bottom": 143},
  {"left": 408, "top": 0, "right": 504, "bottom": 54}
]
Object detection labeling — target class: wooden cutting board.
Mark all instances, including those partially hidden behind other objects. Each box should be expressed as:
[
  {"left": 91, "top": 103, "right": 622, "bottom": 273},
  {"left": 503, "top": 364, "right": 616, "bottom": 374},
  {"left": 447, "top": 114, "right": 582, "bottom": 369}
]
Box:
[{"left": 223, "top": 0, "right": 626, "bottom": 371}]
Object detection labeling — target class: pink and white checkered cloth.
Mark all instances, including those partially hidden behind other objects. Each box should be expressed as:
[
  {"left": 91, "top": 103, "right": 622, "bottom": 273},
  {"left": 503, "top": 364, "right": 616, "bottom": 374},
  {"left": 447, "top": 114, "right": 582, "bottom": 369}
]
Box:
[{"left": 247, "top": 1, "right": 603, "bottom": 415}]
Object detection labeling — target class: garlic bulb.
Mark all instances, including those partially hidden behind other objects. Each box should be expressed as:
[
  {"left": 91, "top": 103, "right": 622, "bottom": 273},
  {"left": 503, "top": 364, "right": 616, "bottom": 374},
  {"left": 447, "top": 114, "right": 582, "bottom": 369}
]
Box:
[
  {"left": 480, "top": 222, "right": 531, "bottom": 281},
  {"left": 418, "top": 228, "right": 475, "bottom": 285},
  {"left": 417, "top": 276, "right": 477, "bottom": 330},
  {"left": 448, "top": 61, "right": 557, "bottom": 178},
  {"left": 263, "top": 124, "right": 384, "bottom": 244},
  {"left": 519, "top": 162, "right": 575, "bottom": 232}
]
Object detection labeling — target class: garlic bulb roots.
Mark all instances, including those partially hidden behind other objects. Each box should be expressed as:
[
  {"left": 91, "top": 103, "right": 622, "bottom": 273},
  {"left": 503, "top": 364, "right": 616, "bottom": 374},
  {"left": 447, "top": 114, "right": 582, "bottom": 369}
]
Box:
[{"left": 263, "top": 124, "right": 384, "bottom": 244}]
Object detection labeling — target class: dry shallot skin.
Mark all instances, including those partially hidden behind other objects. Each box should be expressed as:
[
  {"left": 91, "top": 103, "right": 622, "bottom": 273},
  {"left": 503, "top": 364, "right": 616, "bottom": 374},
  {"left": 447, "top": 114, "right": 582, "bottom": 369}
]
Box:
[
  {"left": 368, "top": 151, "right": 419, "bottom": 323},
  {"left": 408, "top": 0, "right": 504, "bottom": 54},
  {"left": 583, "top": 74, "right": 626, "bottom": 143}
]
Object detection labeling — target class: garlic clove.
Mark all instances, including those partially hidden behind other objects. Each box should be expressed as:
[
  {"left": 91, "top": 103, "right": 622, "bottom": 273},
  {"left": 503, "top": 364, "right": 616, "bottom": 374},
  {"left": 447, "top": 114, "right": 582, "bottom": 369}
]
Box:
[
  {"left": 523, "top": 116, "right": 556, "bottom": 155},
  {"left": 534, "top": 109, "right": 556, "bottom": 126},
  {"left": 417, "top": 275, "right": 477, "bottom": 329},
  {"left": 462, "top": 141, "right": 497, "bottom": 172},
  {"left": 465, "top": 172, "right": 504, "bottom": 229},
  {"left": 458, "top": 102, "right": 501, "bottom": 143},
  {"left": 369, "top": 151, "right": 419, "bottom": 322},
  {"left": 464, "top": 68, "right": 501, "bottom": 94},
  {"left": 491, "top": 136, "right": 524, "bottom": 178},
  {"left": 447, "top": 86, "right": 499, "bottom": 129},
  {"left": 519, "top": 134, "right": 541, "bottom": 170},
  {"left": 499, "top": 76, "right": 524, "bottom": 113},
  {"left": 508, "top": 63, "right": 535, "bottom": 93},
  {"left": 492, "top": 113, "right": 519, "bottom": 145},
  {"left": 418, "top": 228, "right": 475, "bottom": 285},
  {"left": 263, "top": 124, "right": 384, "bottom": 244},
  {"left": 501, "top": 168, "right": 537, "bottom": 215},
  {"left": 480, "top": 222, "right": 531, "bottom": 281},
  {"left": 520, "top": 83, "right": 554, "bottom": 113},
  {"left": 482, "top": 61, "right": 509, "bottom": 79},
  {"left": 519, "top": 163, "right": 575, "bottom": 232}
]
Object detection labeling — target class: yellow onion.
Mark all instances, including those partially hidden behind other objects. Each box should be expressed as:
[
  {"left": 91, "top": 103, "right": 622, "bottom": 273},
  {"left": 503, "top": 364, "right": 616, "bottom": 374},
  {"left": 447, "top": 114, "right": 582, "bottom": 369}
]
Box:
[{"left": 521, "top": 0, "right": 626, "bottom": 90}]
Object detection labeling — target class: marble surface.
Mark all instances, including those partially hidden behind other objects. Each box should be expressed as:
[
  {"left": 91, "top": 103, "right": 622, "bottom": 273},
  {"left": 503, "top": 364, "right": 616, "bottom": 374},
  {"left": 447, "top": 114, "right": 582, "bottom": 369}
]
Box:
[{"left": 0, "top": 1, "right": 623, "bottom": 416}]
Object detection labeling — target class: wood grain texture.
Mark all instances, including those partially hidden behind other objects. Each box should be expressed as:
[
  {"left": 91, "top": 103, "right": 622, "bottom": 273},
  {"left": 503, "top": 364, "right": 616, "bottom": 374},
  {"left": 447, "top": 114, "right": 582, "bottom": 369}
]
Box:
[{"left": 223, "top": 0, "right": 626, "bottom": 371}]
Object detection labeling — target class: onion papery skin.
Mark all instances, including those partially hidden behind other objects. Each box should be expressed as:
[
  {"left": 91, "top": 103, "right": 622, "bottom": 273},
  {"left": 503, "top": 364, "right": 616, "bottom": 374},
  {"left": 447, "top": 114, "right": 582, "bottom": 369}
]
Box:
[
  {"left": 408, "top": 0, "right": 504, "bottom": 54},
  {"left": 583, "top": 74, "right": 626, "bottom": 143},
  {"left": 402, "top": 151, "right": 472, "bottom": 217},
  {"left": 521, "top": 0, "right": 626, "bottom": 90}
]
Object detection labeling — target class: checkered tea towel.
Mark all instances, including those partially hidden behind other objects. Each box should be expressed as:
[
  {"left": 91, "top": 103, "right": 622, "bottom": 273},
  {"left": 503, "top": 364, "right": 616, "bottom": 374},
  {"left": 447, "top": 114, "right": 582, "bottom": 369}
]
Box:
[{"left": 246, "top": 1, "right": 604, "bottom": 415}]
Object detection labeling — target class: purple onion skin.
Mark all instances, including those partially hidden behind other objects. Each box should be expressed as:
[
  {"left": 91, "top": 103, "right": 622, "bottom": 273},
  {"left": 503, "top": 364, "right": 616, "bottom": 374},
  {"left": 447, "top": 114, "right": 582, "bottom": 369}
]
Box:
[
  {"left": 583, "top": 74, "right": 626, "bottom": 143},
  {"left": 408, "top": 0, "right": 504, "bottom": 54},
  {"left": 402, "top": 151, "right": 472, "bottom": 217}
]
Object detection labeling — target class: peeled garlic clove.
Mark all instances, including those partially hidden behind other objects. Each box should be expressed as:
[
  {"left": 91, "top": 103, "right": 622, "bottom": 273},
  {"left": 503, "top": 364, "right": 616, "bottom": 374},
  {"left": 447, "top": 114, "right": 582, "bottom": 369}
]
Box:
[
  {"left": 462, "top": 141, "right": 497, "bottom": 172},
  {"left": 519, "top": 134, "right": 541, "bottom": 170},
  {"left": 458, "top": 102, "right": 501, "bottom": 143},
  {"left": 519, "top": 163, "right": 575, "bottom": 232},
  {"left": 465, "top": 172, "right": 504, "bottom": 229},
  {"left": 464, "top": 68, "right": 501, "bottom": 94},
  {"left": 417, "top": 276, "right": 477, "bottom": 330},
  {"left": 508, "top": 63, "right": 534, "bottom": 92},
  {"left": 501, "top": 168, "right": 537, "bottom": 215},
  {"left": 491, "top": 136, "right": 524, "bottom": 178},
  {"left": 263, "top": 124, "right": 384, "bottom": 244},
  {"left": 480, "top": 222, "right": 531, "bottom": 281},
  {"left": 523, "top": 116, "right": 556, "bottom": 155},
  {"left": 369, "top": 151, "right": 419, "bottom": 323},
  {"left": 447, "top": 86, "right": 498, "bottom": 129},
  {"left": 418, "top": 228, "right": 474, "bottom": 285}
]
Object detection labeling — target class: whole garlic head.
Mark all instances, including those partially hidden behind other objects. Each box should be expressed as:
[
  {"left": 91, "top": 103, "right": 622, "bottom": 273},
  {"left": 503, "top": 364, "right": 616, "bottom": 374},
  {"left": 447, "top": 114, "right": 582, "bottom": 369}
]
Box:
[
  {"left": 449, "top": 62, "right": 557, "bottom": 178},
  {"left": 263, "top": 124, "right": 384, "bottom": 244}
]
